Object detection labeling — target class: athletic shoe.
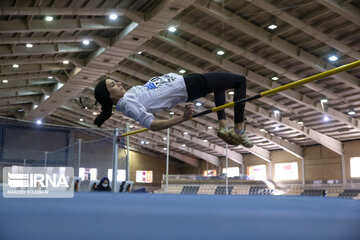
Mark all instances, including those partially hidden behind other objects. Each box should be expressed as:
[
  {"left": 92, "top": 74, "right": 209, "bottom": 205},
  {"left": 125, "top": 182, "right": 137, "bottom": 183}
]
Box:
[
  {"left": 228, "top": 128, "right": 254, "bottom": 148},
  {"left": 217, "top": 127, "right": 238, "bottom": 145}
]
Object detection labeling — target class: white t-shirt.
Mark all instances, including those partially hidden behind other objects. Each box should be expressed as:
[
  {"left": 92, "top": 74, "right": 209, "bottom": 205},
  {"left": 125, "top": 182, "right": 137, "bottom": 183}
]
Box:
[{"left": 116, "top": 73, "right": 188, "bottom": 128}]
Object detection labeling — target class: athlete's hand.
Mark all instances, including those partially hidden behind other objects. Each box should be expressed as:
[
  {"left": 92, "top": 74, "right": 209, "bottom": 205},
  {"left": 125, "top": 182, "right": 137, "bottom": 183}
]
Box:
[{"left": 183, "top": 103, "right": 195, "bottom": 120}]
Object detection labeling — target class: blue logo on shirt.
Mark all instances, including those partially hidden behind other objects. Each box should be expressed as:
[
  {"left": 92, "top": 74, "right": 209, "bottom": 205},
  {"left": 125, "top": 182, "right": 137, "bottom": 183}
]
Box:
[{"left": 144, "top": 75, "right": 176, "bottom": 90}]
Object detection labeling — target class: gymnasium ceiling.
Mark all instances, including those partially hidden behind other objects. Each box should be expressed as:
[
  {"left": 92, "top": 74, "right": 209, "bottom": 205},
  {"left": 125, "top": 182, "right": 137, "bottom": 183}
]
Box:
[{"left": 0, "top": 0, "right": 360, "bottom": 167}]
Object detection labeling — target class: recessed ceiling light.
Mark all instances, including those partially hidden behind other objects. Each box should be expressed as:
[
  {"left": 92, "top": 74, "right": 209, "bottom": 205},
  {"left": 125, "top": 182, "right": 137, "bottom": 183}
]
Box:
[
  {"left": 2, "top": 79, "right": 8, "bottom": 83},
  {"left": 195, "top": 102, "right": 202, "bottom": 107},
  {"left": 163, "top": 147, "right": 167, "bottom": 151},
  {"left": 84, "top": 107, "right": 88, "bottom": 110},
  {"left": 92, "top": 112, "right": 98, "bottom": 115},
  {"left": 63, "top": 60, "right": 69, "bottom": 64},
  {"left": 168, "top": 26, "right": 177, "bottom": 32},
  {"left": 45, "top": 16, "right": 53, "bottom": 22},
  {"left": 181, "top": 144, "right": 186, "bottom": 147},
  {"left": 109, "top": 14, "right": 118, "bottom": 20},
  {"left": 328, "top": 55, "right": 338, "bottom": 62},
  {"left": 129, "top": 125, "right": 134, "bottom": 128},
  {"left": 179, "top": 69, "right": 186, "bottom": 74},
  {"left": 140, "top": 141, "right": 145, "bottom": 144},
  {"left": 183, "top": 131, "right": 188, "bottom": 135},
  {"left": 80, "top": 118, "right": 83, "bottom": 122},
  {"left": 260, "top": 128, "right": 266, "bottom": 132},
  {"left": 275, "top": 126, "right": 279, "bottom": 130},
  {"left": 48, "top": 76, "right": 53, "bottom": 79},
  {"left": 297, "top": 120, "right": 304, "bottom": 125},
  {"left": 207, "top": 126, "right": 213, "bottom": 129},
  {"left": 44, "top": 95, "right": 49, "bottom": 100},
  {"left": 268, "top": 24, "right": 277, "bottom": 30},
  {"left": 145, "top": 141, "right": 149, "bottom": 145},
  {"left": 33, "top": 104, "right": 38, "bottom": 109},
  {"left": 273, "top": 110, "right": 280, "bottom": 114},
  {"left": 137, "top": 51, "right": 142, "bottom": 55},
  {"left": 13, "top": 64, "right": 19, "bottom": 68},
  {"left": 170, "top": 112, "right": 175, "bottom": 115},
  {"left": 36, "top": 120, "right": 42, "bottom": 125},
  {"left": 216, "top": 50, "right": 225, "bottom": 55},
  {"left": 271, "top": 76, "right": 279, "bottom": 81},
  {"left": 323, "top": 116, "right": 329, "bottom": 122},
  {"left": 203, "top": 139, "right": 208, "bottom": 142},
  {"left": 348, "top": 110, "right": 355, "bottom": 116},
  {"left": 228, "top": 91, "right": 234, "bottom": 95},
  {"left": 82, "top": 39, "right": 90, "bottom": 45},
  {"left": 26, "top": 43, "right": 33, "bottom": 48},
  {"left": 163, "top": 137, "right": 167, "bottom": 140}
]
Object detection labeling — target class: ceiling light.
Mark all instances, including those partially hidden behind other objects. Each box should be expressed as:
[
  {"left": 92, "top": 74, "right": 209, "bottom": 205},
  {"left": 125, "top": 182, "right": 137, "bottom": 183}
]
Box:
[
  {"left": 216, "top": 50, "right": 225, "bottom": 56},
  {"left": 36, "top": 120, "right": 42, "bottom": 125},
  {"left": 348, "top": 110, "right": 355, "bottom": 116},
  {"left": 195, "top": 102, "right": 202, "bottom": 107},
  {"left": 109, "top": 14, "right": 118, "bottom": 20},
  {"left": 63, "top": 60, "right": 69, "bottom": 64},
  {"left": 170, "top": 112, "right": 175, "bottom": 115},
  {"left": 268, "top": 24, "right": 277, "bottom": 30},
  {"left": 163, "top": 137, "right": 167, "bottom": 140},
  {"left": 297, "top": 120, "right": 304, "bottom": 125},
  {"left": 13, "top": 64, "right": 19, "bottom": 68},
  {"left": 328, "top": 55, "right": 338, "bottom": 62},
  {"left": 228, "top": 91, "right": 234, "bottom": 95},
  {"left": 82, "top": 40, "right": 90, "bottom": 45},
  {"left": 260, "top": 128, "right": 266, "bottom": 132},
  {"left": 33, "top": 104, "right": 38, "bottom": 109},
  {"left": 140, "top": 141, "right": 145, "bottom": 144},
  {"left": 203, "top": 139, "right": 208, "bottom": 142},
  {"left": 92, "top": 112, "right": 98, "bottom": 115},
  {"left": 26, "top": 43, "right": 33, "bottom": 48},
  {"left": 163, "top": 147, "right": 167, "bottom": 151},
  {"left": 129, "top": 125, "right": 134, "bottom": 128},
  {"left": 45, "top": 16, "right": 53, "bottom": 22},
  {"left": 207, "top": 126, "right": 213, "bottom": 129},
  {"left": 145, "top": 141, "right": 149, "bottom": 145},
  {"left": 273, "top": 110, "right": 280, "bottom": 114},
  {"left": 275, "top": 126, "right": 279, "bottom": 130},
  {"left": 137, "top": 51, "right": 142, "bottom": 55},
  {"left": 181, "top": 144, "right": 186, "bottom": 147},
  {"left": 179, "top": 69, "right": 186, "bottom": 74},
  {"left": 80, "top": 118, "right": 83, "bottom": 122},
  {"left": 320, "top": 98, "right": 328, "bottom": 104},
  {"left": 48, "top": 76, "right": 53, "bottom": 79},
  {"left": 168, "top": 26, "right": 177, "bottom": 32},
  {"left": 323, "top": 116, "right": 329, "bottom": 122},
  {"left": 2, "top": 79, "right": 8, "bottom": 83},
  {"left": 271, "top": 76, "right": 279, "bottom": 81},
  {"left": 44, "top": 95, "right": 49, "bottom": 100},
  {"left": 84, "top": 106, "right": 88, "bottom": 110},
  {"left": 183, "top": 131, "right": 188, "bottom": 135}
]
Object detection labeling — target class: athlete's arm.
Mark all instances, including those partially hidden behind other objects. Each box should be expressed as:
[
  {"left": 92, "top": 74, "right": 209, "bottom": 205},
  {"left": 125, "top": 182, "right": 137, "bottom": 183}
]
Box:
[{"left": 150, "top": 103, "right": 195, "bottom": 131}]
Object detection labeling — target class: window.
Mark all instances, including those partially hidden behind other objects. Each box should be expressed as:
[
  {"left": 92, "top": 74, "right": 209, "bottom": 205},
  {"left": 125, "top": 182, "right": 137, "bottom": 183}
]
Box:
[
  {"left": 222, "top": 167, "right": 240, "bottom": 178},
  {"left": 79, "top": 168, "right": 97, "bottom": 181},
  {"left": 350, "top": 157, "right": 360, "bottom": 178},
  {"left": 107, "top": 169, "right": 126, "bottom": 181},
  {"left": 274, "top": 162, "right": 298, "bottom": 181},
  {"left": 136, "top": 170, "right": 153, "bottom": 183},
  {"left": 247, "top": 164, "right": 266, "bottom": 180}
]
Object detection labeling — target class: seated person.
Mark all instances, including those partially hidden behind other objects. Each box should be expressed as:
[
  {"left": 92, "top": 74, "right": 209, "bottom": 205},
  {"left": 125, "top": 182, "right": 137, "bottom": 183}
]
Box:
[{"left": 95, "top": 177, "right": 111, "bottom": 192}]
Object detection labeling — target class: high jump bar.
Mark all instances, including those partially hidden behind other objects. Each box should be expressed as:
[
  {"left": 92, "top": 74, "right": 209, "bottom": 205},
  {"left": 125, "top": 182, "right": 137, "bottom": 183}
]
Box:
[{"left": 120, "top": 59, "right": 360, "bottom": 138}]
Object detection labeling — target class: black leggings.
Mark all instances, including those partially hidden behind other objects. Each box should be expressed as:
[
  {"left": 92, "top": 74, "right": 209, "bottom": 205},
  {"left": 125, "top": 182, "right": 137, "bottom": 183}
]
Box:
[{"left": 184, "top": 72, "right": 246, "bottom": 123}]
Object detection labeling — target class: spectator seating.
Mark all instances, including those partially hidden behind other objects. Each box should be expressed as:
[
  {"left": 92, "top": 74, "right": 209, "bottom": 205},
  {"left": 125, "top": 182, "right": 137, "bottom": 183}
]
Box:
[
  {"left": 338, "top": 189, "right": 360, "bottom": 198},
  {"left": 215, "top": 186, "right": 234, "bottom": 195},
  {"left": 181, "top": 186, "right": 200, "bottom": 194},
  {"left": 249, "top": 186, "right": 273, "bottom": 195},
  {"left": 301, "top": 189, "right": 326, "bottom": 196}
]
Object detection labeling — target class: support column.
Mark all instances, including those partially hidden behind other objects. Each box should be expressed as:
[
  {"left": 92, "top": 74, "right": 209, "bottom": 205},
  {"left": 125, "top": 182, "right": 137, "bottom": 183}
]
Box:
[
  {"left": 112, "top": 128, "right": 119, "bottom": 192},
  {"left": 225, "top": 143, "right": 228, "bottom": 195},
  {"left": 126, "top": 124, "right": 130, "bottom": 181},
  {"left": 44, "top": 151, "right": 48, "bottom": 167},
  {"left": 341, "top": 154, "right": 346, "bottom": 185},
  {"left": 301, "top": 158, "right": 305, "bottom": 185},
  {"left": 268, "top": 161, "right": 272, "bottom": 181},
  {"left": 77, "top": 139, "right": 82, "bottom": 177},
  {"left": 165, "top": 127, "right": 170, "bottom": 192}
]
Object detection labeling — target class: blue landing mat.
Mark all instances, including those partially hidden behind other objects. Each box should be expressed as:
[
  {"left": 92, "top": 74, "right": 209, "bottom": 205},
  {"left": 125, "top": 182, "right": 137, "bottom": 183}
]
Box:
[{"left": 0, "top": 193, "right": 359, "bottom": 240}]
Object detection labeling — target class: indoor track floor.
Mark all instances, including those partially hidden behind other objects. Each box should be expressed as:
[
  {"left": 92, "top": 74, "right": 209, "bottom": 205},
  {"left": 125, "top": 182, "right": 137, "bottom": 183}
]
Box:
[{"left": 0, "top": 193, "right": 359, "bottom": 240}]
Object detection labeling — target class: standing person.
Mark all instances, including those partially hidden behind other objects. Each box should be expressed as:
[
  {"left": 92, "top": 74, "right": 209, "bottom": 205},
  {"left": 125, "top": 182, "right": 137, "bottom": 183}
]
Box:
[{"left": 94, "top": 72, "right": 253, "bottom": 147}]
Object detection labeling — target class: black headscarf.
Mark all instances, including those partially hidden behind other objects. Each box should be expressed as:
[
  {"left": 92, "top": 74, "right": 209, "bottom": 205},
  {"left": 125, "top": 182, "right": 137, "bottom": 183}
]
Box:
[{"left": 94, "top": 79, "right": 113, "bottom": 127}]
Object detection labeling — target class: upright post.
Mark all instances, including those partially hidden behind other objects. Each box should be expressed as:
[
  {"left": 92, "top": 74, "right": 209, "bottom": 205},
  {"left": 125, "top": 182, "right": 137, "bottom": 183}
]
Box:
[
  {"left": 301, "top": 158, "right": 305, "bottom": 185},
  {"left": 341, "top": 154, "right": 346, "bottom": 185},
  {"left": 126, "top": 124, "right": 130, "bottom": 181},
  {"left": 166, "top": 127, "right": 170, "bottom": 192},
  {"left": 77, "top": 139, "right": 82, "bottom": 177},
  {"left": 44, "top": 151, "right": 48, "bottom": 167},
  {"left": 225, "top": 143, "right": 228, "bottom": 195},
  {"left": 112, "top": 128, "right": 119, "bottom": 192}
]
